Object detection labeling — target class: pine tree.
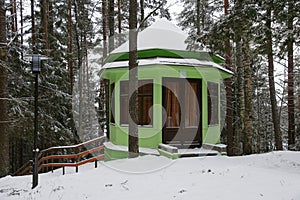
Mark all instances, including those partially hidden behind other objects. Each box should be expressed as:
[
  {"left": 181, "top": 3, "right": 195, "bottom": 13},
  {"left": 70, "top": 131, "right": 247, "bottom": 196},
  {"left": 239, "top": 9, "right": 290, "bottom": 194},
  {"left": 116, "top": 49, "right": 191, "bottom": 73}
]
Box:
[
  {"left": 108, "top": 0, "right": 115, "bottom": 52},
  {"left": 177, "top": 0, "right": 217, "bottom": 50},
  {"left": 223, "top": 0, "right": 234, "bottom": 156},
  {"left": 0, "top": 0, "right": 9, "bottom": 177},
  {"left": 287, "top": 0, "right": 295, "bottom": 149},
  {"left": 128, "top": 0, "right": 139, "bottom": 158},
  {"left": 265, "top": 0, "right": 283, "bottom": 150},
  {"left": 243, "top": 38, "right": 253, "bottom": 155},
  {"left": 102, "top": 0, "right": 108, "bottom": 60}
]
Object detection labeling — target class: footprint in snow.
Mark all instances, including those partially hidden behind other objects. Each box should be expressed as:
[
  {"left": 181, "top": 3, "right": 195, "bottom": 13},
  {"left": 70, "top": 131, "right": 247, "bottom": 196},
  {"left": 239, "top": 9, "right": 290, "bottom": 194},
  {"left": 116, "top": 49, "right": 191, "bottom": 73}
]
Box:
[{"left": 178, "top": 189, "right": 187, "bottom": 194}]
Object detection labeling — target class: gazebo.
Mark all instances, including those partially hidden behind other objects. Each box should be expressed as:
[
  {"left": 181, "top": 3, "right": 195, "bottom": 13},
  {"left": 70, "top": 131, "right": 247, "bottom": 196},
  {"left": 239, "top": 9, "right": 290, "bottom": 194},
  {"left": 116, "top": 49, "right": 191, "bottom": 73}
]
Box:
[{"left": 100, "top": 19, "right": 232, "bottom": 160}]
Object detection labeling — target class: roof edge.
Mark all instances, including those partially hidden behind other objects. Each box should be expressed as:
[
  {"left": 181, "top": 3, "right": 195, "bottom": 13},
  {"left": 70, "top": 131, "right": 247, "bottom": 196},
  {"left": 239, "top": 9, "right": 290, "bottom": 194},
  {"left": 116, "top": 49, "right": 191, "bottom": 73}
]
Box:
[
  {"left": 102, "top": 57, "right": 233, "bottom": 76},
  {"left": 104, "top": 48, "right": 224, "bottom": 64}
]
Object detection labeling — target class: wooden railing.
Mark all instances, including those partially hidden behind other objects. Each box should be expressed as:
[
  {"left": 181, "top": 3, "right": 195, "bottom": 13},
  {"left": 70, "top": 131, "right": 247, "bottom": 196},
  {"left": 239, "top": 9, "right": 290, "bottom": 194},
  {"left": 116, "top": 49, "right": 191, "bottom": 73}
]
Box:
[{"left": 13, "top": 136, "right": 106, "bottom": 176}]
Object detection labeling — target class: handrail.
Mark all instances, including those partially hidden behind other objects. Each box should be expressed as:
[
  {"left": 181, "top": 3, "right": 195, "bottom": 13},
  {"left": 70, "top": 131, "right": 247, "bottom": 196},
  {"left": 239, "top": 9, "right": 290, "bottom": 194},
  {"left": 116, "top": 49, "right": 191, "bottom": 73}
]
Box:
[
  {"left": 37, "top": 135, "right": 106, "bottom": 158},
  {"left": 39, "top": 154, "right": 105, "bottom": 169},
  {"left": 13, "top": 136, "right": 106, "bottom": 176},
  {"left": 38, "top": 145, "right": 105, "bottom": 164},
  {"left": 12, "top": 160, "right": 33, "bottom": 176}
]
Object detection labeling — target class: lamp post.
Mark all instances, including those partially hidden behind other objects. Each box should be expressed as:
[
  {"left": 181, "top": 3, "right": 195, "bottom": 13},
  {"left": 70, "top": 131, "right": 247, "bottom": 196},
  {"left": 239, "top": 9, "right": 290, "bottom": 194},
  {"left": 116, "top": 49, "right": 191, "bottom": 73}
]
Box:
[{"left": 32, "top": 54, "right": 41, "bottom": 189}]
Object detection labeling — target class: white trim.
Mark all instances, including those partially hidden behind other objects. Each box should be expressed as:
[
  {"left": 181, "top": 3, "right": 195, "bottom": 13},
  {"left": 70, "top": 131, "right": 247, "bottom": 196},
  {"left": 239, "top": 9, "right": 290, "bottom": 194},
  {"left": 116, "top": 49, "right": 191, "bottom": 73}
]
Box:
[{"left": 102, "top": 57, "right": 233, "bottom": 75}]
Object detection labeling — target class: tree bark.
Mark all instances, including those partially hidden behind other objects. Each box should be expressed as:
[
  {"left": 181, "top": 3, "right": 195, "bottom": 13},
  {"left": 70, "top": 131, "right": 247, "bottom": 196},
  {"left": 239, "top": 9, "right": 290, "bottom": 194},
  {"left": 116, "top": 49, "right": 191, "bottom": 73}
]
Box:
[
  {"left": 118, "top": 0, "right": 122, "bottom": 45},
  {"left": 74, "top": 0, "right": 83, "bottom": 139},
  {"left": 10, "top": 0, "right": 18, "bottom": 43},
  {"left": 108, "top": 0, "right": 114, "bottom": 53},
  {"left": 68, "top": 0, "right": 73, "bottom": 95},
  {"left": 243, "top": 38, "right": 253, "bottom": 155},
  {"left": 196, "top": 0, "right": 200, "bottom": 36},
  {"left": 41, "top": 0, "right": 49, "bottom": 55},
  {"left": 224, "top": 0, "right": 234, "bottom": 156},
  {"left": 139, "top": 0, "right": 145, "bottom": 30},
  {"left": 31, "top": 0, "right": 36, "bottom": 52},
  {"left": 287, "top": 0, "right": 295, "bottom": 148},
  {"left": 0, "top": 0, "right": 9, "bottom": 177},
  {"left": 128, "top": 0, "right": 139, "bottom": 158},
  {"left": 235, "top": 36, "right": 244, "bottom": 155},
  {"left": 102, "top": 0, "right": 107, "bottom": 61},
  {"left": 20, "top": 0, "right": 24, "bottom": 58},
  {"left": 266, "top": 1, "right": 283, "bottom": 150}
]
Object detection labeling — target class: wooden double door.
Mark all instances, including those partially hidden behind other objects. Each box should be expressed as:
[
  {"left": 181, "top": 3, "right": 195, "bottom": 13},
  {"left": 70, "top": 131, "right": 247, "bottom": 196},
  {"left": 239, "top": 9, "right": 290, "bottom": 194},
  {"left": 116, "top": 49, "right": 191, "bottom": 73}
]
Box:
[{"left": 162, "top": 78, "right": 202, "bottom": 148}]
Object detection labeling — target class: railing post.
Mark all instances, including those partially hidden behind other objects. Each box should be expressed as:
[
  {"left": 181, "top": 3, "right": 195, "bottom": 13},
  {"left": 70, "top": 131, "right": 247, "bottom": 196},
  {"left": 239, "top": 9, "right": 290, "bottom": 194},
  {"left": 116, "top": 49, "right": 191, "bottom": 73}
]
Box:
[
  {"left": 95, "top": 160, "right": 97, "bottom": 168},
  {"left": 45, "top": 152, "right": 48, "bottom": 173},
  {"left": 63, "top": 166, "right": 65, "bottom": 175},
  {"left": 51, "top": 158, "right": 53, "bottom": 173},
  {"left": 75, "top": 145, "right": 80, "bottom": 173}
]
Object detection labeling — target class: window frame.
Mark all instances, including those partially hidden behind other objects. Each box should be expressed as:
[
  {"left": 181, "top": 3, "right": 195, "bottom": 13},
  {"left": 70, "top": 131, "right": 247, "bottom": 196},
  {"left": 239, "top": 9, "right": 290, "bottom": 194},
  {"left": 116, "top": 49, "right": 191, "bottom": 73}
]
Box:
[
  {"left": 120, "top": 79, "right": 153, "bottom": 127},
  {"left": 207, "top": 81, "right": 219, "bottom": 126},
  {"left": 110, "top": 83, "right": 115, "bottom": 124}
]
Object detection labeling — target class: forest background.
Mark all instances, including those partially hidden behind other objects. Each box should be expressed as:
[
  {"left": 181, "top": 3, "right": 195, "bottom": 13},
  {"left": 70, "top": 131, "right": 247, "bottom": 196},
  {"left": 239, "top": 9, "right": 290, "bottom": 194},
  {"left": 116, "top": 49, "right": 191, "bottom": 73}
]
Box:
[{"left": 0, "top": 0, "right": 299, "bottom": 177}]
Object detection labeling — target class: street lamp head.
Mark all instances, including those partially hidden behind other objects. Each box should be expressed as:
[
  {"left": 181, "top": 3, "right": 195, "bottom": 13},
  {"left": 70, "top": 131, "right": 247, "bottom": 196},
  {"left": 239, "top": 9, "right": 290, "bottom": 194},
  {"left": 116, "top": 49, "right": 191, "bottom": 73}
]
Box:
[
  {"left": 32, "top": 54, "right": 41, "bottom": 73},
  {"left": 24, "top": 54, "right": 49, "bottom": 74}
]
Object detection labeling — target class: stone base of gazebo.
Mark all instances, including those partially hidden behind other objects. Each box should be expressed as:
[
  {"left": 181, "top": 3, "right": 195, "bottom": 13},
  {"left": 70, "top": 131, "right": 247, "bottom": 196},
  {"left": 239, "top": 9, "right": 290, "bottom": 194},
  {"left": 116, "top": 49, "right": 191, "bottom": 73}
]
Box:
[
  {"left": 104, "top": 142, "right": 160, "bottom": 161},
  {"left": 104, "top": 142, "right": 225, "bottom": 161}
]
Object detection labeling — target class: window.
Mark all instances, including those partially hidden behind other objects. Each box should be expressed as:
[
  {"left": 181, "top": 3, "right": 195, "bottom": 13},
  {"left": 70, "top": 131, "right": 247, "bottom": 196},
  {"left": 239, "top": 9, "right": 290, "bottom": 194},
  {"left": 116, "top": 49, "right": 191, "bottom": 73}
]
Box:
[
  {"left": 120, "top": 81, "right": 129, "bottom": 125},
  {"left": 110, "top": 83, "right": 115, "bottom": 123},
  {"left": 138, "top": 81, "right": 153, "bottom": 125},
  {"left": 184, "top": 81, "right": 199, "bottom": 127},
  {"left": 120, "top": 80, "right": 153, "bottom": 126},
  {"left": 208, "top": 82, "right": 219, "bottom": 125}
]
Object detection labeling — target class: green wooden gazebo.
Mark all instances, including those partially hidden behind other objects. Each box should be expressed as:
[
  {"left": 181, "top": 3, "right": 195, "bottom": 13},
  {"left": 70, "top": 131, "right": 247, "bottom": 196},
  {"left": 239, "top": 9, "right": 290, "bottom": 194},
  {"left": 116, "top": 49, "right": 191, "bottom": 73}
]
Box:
[{"left": 100, "top": 19, "right": 232, "bottom": 160}]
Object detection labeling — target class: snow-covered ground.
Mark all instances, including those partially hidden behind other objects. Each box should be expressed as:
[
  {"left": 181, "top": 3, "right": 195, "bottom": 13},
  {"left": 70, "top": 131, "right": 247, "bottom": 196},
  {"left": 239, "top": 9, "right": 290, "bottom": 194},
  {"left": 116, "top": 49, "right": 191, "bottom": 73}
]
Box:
[{"left": 1, "top": 151, "right": 300, "bottom": 200}]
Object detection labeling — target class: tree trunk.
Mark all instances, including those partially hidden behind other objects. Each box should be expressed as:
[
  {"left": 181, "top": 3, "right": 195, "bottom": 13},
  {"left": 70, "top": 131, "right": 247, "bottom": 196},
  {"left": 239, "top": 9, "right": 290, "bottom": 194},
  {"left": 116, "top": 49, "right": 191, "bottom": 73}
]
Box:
[
  {"left": 287, "top": 0, "right": 295, "bottom": 148},
  {"left": 128, "top": 0, "right": 139, "bottom": 158},
  {"left": 68, "top": 0, "right": 73, "bottom": 95},
  {"left": 68, "top": 0, "right": 76, "bottom": 141},
  {"left": 41, "top": 0, "right": 49, "bottom": 55},
  {"left": 0, "top": 0, "right": 9, "bottom": 177},
  {"left": 10, "top": 0, "right": 18, "bottom": 43},
  {"left": 266, "top": 1, "right": 282, "bottom": 150},
  {"left": 140, "top": 0, "right": 144, "bottom": 30},
  {"left": 74, "top": 0, "right": 83, "bottom": 139},
  {"left": 196, "top": 0, "right": 200, "bottom": 36},
  {"left": 108, "top": 0, "right": 114, "bottom": 53},
  {"left": 255, "top": 68, "right": 261, "bottom": 153},
  {"left": 20, "top": 0, "right": 24, "bottom": 59},
  {"left": 102, "top": 0, "right": 108, "bottom": 61},
  {"left": 31, "top": 0, "right": 36, "bottom": 52},
  {"left": 235, "top": 37, "right": 244, "bottom": 155},
  {"left": 223, "top": 0, "right": 234, "bottom": 156},
  {"left": 243, "top": 38, "right": 253, "bottom": 155},
  {"left": 118, "top": 0, "right": 122, "bottom": 45},
  {"left": 48, "top": 1, "right": 53, "bottom": 45}
]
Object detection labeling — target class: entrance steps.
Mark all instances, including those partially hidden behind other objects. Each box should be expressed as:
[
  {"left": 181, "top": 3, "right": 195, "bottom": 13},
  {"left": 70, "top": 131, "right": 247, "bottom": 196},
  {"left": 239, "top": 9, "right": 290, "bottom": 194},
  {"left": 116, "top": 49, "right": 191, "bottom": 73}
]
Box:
[{"left": 158, "top": 143, "right": 226, "bottom": 159}]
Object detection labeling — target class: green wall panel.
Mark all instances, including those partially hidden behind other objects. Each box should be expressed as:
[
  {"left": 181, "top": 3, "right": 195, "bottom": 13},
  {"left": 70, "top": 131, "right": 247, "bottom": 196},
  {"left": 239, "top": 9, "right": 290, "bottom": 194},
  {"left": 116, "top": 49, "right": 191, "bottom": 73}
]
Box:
[{"left": 101, "top": 64, "right": 228, "bottom": 149}]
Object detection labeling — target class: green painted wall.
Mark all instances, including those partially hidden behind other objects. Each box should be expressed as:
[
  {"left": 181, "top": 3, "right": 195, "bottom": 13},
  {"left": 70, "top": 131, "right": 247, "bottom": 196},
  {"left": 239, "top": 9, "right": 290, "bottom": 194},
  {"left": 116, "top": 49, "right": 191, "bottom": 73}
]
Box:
[{"left": 100, "top": 64, "right": 227, "bottom": 149}]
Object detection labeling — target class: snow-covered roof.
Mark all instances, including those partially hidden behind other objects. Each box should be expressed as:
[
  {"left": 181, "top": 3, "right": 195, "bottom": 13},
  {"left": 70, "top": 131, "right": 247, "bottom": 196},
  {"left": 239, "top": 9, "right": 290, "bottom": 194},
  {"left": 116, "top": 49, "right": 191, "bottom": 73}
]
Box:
[
  {"left": 103, "top": 19, "right": 232, "bottom": 76},
  {"left": 113, "top": 19, "right": 188, "bottom": 53}
]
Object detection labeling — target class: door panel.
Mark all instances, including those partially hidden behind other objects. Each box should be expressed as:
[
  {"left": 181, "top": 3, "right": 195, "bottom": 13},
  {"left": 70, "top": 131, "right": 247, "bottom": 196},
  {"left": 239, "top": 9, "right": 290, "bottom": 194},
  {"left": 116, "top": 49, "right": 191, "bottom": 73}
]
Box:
[
  {"left": 162, "top": 78, "right": 202, "bottom": 148},
  {"left": 165, "top": 80, "right": 181, "bottom": 128}
]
